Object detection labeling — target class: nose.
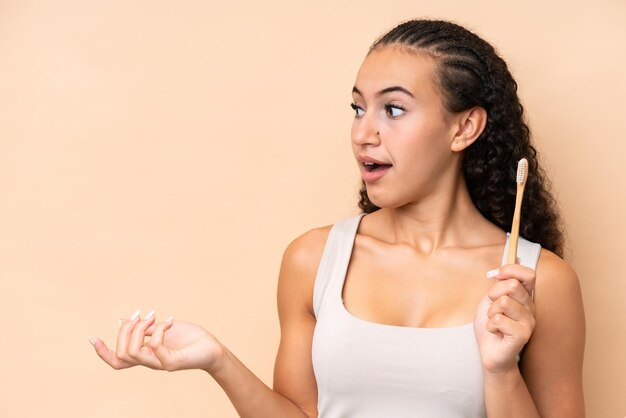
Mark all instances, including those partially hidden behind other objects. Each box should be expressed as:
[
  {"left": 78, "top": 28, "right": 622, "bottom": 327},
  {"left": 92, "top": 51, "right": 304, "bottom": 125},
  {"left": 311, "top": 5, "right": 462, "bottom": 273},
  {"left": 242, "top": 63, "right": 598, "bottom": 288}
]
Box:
[{"left": 351, "top": 113, "right": 381, "bottom": 147}]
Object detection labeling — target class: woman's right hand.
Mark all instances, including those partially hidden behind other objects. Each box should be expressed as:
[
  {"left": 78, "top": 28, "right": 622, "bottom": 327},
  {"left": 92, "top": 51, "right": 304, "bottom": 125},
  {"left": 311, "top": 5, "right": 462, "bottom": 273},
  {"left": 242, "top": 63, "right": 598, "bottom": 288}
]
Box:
[{"left": 89, "top": 310, "right": 224, "bottom": 374}]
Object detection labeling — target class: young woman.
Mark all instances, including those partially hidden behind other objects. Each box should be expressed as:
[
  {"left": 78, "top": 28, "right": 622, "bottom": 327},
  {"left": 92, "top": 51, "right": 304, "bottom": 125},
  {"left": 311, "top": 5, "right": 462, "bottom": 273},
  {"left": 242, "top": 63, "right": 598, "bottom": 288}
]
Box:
[{"left": 90, "top": 20, "right": 585, "bottom": 417}]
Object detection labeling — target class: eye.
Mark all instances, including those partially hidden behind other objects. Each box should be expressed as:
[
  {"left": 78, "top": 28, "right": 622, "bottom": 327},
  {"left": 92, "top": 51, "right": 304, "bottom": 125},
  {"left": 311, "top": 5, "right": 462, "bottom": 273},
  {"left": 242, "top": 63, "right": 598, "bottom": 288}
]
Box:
[
  {"left": 384, "top": 103, "right": 406, "bottom": 118},
  {"left": 350, "top": 102, "right": 365, "bottom": 118}
]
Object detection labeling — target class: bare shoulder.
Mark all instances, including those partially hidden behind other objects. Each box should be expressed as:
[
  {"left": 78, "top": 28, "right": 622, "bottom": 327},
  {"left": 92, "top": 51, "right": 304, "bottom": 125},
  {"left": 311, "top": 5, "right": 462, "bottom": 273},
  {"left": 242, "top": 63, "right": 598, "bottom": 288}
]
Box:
[
  {"left": 534, "top": 248, "right": 582, "bottom": 299},
  {"left": 533, "top": 248, "right": 585, "bottom": 335},
  {"left": 281, "top": 224, "right": 332, "bottom": 277},
  {"left": 277, "top": 224, "right": 333, "bottom": 316}
]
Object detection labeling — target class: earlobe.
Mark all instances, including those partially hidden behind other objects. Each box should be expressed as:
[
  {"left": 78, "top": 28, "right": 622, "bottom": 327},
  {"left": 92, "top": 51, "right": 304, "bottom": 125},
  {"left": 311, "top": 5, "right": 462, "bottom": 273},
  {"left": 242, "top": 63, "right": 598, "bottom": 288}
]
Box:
[{"left": 450, "top": 107, "right": 487, "bottom": 152}]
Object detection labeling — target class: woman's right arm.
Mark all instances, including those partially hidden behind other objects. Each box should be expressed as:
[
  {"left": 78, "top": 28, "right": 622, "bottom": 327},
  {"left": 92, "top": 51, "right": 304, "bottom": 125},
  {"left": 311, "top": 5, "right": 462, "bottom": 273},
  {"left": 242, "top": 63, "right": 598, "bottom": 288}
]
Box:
[
  {"left": 208, "top": 228, "right": 326, "bottom": 417},
  {"left": 90, "top": 228, "right": 328, "bottom": 418}
]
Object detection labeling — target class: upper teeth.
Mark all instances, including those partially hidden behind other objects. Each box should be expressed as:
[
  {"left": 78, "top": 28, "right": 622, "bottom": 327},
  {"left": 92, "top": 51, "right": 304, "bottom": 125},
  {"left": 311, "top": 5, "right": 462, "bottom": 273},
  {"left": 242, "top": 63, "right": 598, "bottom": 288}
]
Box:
[{"left": 364, "top": 162, "right": 375, "bottom": 165}]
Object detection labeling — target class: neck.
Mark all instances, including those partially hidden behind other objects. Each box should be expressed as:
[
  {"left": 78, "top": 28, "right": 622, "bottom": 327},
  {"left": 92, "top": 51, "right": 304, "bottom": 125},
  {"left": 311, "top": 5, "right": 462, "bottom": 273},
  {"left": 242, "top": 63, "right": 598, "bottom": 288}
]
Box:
[{"left": 376, "top": 173, "right": 495, "bottom": 254}]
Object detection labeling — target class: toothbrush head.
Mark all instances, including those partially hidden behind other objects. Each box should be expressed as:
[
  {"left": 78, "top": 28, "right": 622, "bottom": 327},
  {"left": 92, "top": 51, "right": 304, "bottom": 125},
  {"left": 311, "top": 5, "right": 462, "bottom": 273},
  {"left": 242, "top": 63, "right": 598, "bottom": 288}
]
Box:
[{"left": 516, "top": 158, "right": 528, "bottom": 184}]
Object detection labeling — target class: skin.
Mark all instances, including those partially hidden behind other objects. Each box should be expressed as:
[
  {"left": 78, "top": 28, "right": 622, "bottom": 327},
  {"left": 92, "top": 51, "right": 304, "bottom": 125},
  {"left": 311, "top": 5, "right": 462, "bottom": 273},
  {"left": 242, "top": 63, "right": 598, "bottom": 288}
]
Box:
[{"left": 91, "top": 44, "right": 585, "bottom": 417}]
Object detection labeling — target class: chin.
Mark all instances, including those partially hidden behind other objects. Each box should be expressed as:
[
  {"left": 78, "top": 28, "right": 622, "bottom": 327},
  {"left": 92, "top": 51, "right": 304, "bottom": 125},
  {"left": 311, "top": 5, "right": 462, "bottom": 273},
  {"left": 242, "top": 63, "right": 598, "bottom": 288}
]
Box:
[{"left": 365, "top": 190, "right": 406, "bottom": 210}]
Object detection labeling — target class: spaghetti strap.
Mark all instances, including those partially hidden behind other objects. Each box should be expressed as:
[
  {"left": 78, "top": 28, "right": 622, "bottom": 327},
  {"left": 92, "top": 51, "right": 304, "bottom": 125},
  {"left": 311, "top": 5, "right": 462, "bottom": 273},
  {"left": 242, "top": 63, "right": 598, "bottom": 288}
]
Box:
[{"left": 313, "top": 214, "right": 364, "bottom": 318}]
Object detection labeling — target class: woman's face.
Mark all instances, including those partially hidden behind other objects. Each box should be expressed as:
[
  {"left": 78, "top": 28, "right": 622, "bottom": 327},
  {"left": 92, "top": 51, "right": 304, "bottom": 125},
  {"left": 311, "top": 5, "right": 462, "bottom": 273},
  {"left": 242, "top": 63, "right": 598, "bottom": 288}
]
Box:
[{"left": 351, "top": 44, "right": 460, "bottom": 209}]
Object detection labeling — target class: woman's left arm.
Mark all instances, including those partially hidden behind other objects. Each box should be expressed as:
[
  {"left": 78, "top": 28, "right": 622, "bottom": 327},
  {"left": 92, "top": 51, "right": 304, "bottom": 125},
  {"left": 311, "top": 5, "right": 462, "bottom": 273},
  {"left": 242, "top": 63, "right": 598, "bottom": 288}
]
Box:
[
  {"left": 476, "top": 250, "right": 585, "bottom": 417},
  {"left": 517, "top": 250, "right": 585, "bottom": 416}
]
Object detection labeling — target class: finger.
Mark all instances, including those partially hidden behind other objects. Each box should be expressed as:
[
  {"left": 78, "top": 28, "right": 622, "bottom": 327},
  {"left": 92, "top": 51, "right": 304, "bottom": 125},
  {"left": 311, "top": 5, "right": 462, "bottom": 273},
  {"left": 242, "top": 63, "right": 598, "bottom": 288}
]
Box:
[
  {"left": 128, "top": 309, "right": 155, "bottom": 356},
  {"left": 144, "top": 319, "right": 163, "bottom": 336},
  {"left": 116, "top": 308, "right": 141, "bottom": 362},
  {"left": 486, "top": 313, "right": 534, "bottom": 343},
  {"left": 89, "top": 336, "right": 135, "bottom": 370},
  {"left": 149, "top": 317, "right": 174, "bottom": 348},
  {"left": 487, "top": 264, "right": 536, "bottom": 295},
  {"left": 488, "top": 279, "right": 534, "bottom": 311},
  {"left": 127, "top": 310, "right": 161, "bottom": 368},
  {"left": 144, "top": 322, "right": 157, "bottom": 336},
  {"left": 487, "top": 294, "right": 534, "bottom": 322},
  {"left": 148, "top": 318, "right": 176, "bottom": 370}
]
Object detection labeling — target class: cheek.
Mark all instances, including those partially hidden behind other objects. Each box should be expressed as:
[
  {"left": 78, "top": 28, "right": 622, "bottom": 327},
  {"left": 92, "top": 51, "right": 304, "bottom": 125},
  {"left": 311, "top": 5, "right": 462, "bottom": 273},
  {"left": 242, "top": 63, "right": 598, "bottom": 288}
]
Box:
[
  {"left": 390, "top": 122, "right": 430, "bottom": 158},
  {"left": 395, "top": 116, "right": 450, "bottom": 151},
  {"left": 391, "top": 122, "right": 453, "bottom": 178}
]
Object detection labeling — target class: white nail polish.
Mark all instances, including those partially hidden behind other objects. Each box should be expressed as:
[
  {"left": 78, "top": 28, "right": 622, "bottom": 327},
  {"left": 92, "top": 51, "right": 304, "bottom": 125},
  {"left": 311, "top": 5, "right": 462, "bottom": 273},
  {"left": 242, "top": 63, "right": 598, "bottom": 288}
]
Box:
[
  {"left": 486, "top": 269, "right": 500, "bottom": 279},
  {"left": 130, "top": 309, "right": 141, "bottom": 321},
  {"left": 88, "top": 336, "right": 96, "bottom": 346},
  {"left": 143, "top": 309, "right": 155, "bottom": 320}
]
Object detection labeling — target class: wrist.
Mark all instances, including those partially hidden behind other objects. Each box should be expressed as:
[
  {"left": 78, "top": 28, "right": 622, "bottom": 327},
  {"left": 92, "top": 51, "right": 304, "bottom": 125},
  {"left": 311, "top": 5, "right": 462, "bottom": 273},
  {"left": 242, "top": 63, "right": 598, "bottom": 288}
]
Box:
[
  {"left": 483, "top": 364, "right": 522, "bottom": 388},
  {"left": 203, "top": 340, "right": 228, "bottom": 376}
]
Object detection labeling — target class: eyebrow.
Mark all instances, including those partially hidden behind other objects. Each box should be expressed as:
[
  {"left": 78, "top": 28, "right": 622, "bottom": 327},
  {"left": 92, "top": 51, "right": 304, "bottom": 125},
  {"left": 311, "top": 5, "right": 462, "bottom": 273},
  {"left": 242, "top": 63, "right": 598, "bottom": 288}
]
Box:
[{"left": 352, "top": 85, "right": 414, "bottom": 98}]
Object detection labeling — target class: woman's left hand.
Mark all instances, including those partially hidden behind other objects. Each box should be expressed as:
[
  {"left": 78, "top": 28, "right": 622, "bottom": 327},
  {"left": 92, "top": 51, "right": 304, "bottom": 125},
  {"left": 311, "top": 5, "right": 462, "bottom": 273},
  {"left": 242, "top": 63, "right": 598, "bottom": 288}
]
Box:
[{"left": 474, "top": 263, "right": 537, "bottom": 374}]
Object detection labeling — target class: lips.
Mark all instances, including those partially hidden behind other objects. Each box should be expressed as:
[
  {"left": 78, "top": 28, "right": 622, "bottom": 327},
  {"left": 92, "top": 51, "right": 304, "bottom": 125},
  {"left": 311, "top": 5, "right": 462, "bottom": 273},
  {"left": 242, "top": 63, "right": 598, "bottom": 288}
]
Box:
[{"left": 357, "top": 155, "right": 393, "bottom": 183}]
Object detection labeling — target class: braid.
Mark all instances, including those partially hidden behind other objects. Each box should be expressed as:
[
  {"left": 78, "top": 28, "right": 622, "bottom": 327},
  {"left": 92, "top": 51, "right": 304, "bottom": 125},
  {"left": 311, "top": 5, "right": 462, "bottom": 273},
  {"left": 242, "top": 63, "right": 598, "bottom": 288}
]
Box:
[{"left": 358, "top": 19, "right": 565, "bottom": 257}]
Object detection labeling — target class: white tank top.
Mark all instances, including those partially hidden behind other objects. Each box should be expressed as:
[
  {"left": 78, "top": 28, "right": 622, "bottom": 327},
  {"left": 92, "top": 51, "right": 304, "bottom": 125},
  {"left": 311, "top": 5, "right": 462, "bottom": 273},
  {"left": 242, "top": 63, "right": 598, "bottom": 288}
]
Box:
[{"left": 311, "top": 214, "right": 541, "bottom": 418}]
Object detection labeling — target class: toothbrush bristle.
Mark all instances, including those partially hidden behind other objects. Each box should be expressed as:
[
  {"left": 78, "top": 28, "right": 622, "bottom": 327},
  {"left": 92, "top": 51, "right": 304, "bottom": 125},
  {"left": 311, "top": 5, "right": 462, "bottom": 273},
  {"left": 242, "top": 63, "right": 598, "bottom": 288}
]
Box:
[{"left": 516, "top": 158, "right": 528, "bottom": 184}]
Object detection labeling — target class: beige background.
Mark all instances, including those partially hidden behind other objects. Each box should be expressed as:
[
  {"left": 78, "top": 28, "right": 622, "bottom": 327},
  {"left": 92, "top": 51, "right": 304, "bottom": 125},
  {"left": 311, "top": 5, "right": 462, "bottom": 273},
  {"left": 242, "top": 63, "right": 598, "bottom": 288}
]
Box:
[{"left": 1, "top": 0, "right": 624, "bottom": 417}]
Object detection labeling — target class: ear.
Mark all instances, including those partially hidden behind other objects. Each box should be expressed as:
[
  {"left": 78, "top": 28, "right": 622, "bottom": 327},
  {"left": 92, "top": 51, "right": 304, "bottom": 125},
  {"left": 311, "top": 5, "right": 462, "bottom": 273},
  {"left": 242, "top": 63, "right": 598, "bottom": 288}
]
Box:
[{"left": 450, "top": 106, "right": 487, "bottom": 152}]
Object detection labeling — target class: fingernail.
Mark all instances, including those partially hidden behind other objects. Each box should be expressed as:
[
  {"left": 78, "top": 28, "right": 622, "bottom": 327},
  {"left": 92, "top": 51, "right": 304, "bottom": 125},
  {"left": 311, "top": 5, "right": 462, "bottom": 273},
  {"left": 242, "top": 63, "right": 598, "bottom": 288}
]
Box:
[
  {"left": 486, "top": 269, "right": 500, "bottom": 279},
  {"left": 118, "top": 318, "right": 123, "bottom": 327},
  {"left": 130, "top": 309, "right": 141, "bottom": 321},
  {"left": 143, "top": 309, "right": 155, "bottom": 320},
  {"left": 88, "top": 336, "right": 97, "bottom": 347},
  {"left": 164, "top": 316, "right": 174, "bottom": 323}
]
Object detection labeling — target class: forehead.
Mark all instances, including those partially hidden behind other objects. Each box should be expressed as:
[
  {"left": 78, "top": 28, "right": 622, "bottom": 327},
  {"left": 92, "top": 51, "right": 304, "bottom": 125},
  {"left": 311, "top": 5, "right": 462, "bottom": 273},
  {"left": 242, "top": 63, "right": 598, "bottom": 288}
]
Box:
[{"left": 354, "top": 45, "right": 440, "bottom": 97}]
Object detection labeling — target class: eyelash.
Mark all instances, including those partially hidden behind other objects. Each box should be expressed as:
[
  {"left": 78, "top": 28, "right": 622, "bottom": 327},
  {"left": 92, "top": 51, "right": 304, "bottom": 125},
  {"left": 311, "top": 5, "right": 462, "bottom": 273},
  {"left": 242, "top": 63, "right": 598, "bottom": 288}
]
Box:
[
  {"left": 350, "top": 102, "right": 363, "bottom": 117},
  {"left": 350, "top": 102, "right": 406, "bottom": 118},
  {"left": 384, "top": 103, "right": 406, "bottom": 117}
]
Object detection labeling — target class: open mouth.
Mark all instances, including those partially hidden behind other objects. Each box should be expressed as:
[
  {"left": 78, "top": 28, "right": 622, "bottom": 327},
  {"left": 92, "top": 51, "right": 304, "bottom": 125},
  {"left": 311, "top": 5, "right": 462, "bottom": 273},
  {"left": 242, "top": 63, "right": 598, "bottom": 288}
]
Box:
[{"left": 363, "top": 162, "right": 393, "bottom": 172}]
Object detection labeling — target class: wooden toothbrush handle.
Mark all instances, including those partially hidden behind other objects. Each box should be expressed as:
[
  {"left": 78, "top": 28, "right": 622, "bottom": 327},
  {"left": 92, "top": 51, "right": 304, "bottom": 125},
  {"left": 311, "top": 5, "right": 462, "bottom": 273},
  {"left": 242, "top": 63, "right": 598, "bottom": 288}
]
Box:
[{"left": 507, "top": 183, "right": 525, "bottom": 264}]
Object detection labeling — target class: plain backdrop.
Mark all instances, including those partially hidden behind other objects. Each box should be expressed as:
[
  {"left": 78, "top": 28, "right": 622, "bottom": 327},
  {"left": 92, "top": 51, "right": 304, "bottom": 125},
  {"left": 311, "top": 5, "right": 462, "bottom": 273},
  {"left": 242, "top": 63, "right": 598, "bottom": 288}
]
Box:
[{"left": 1, "top": 0, "right": 625, "bottom": 417}]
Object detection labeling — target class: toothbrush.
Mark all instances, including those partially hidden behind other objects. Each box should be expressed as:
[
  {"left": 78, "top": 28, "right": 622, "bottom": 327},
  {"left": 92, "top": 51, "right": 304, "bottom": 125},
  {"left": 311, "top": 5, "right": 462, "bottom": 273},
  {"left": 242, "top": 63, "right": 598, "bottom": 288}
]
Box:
[{"left": 507, "top": 158, "right": 528, "bottom": 264}]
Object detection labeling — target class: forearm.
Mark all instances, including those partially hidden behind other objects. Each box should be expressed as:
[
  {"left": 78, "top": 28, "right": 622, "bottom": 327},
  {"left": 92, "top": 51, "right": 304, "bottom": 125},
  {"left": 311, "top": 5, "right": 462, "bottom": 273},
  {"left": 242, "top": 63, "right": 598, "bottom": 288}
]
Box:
[
  {"left": 483, "top": 367, "right": 540, "bottom": 418},
  {"left": 209, "top": 347, "right": 311, "bottom": 418}
]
